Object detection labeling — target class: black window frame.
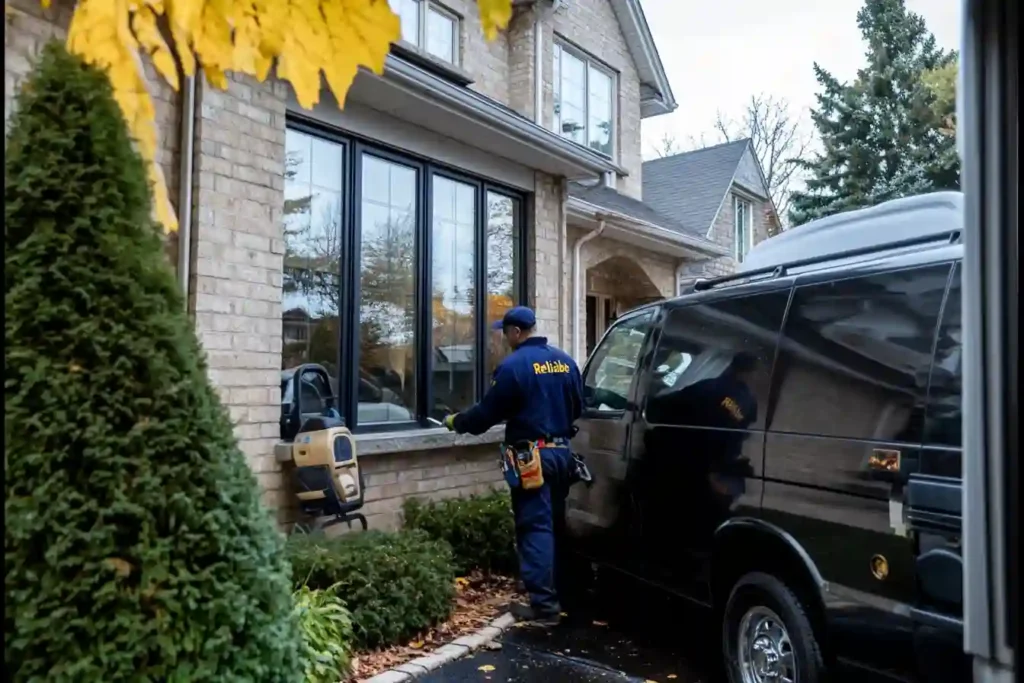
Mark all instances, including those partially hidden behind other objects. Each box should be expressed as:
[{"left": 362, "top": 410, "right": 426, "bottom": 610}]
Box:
[{"left": 285, "top": 115, "right": 530, "bottom": 433}]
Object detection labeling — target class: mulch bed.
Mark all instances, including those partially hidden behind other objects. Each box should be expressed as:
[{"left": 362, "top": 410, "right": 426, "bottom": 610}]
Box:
[{"left": 348, "top": 573, "right": 518, "bottom": 682}]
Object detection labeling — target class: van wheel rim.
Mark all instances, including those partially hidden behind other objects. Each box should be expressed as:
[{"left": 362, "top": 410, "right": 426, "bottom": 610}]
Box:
[{"left": 737, "top": 606, "right": 796, "bottom": 683}]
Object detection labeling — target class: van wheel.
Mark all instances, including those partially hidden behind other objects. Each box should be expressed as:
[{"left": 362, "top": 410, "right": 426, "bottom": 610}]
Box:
[{"left": 722, "top": 572, "right": 823, "bottom": 683}]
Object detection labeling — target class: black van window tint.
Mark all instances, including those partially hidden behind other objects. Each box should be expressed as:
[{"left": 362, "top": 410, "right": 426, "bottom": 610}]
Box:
[
  {"left": 924, "top": 263, "right": 962, "bottom": 449},
  {"left": 583, "top": 310, "right": 654, "bottom": 412},
  {"left": 645, "top": 290, "right": 790, "bottom": 430},
  {"left": 771, "top": 263, "right": 952, "bottom": 442}
]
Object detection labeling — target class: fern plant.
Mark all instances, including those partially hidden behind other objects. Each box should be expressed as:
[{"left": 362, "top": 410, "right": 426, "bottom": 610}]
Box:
[{"left": 294, "top": 584, "right": 354, "bottom": 683}]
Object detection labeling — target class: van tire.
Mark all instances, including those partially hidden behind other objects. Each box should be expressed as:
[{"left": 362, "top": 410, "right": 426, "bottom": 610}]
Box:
[{"left": 722, "top": 571, "right": 823, "bottom": 683}]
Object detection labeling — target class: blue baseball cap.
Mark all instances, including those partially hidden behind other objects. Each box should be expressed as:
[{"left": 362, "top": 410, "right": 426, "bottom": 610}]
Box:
[{"left": 491, "top": 305, "right": 536, "bottom": 331}]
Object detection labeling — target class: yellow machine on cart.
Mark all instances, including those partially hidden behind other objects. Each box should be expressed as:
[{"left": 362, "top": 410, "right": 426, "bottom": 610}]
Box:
[{"left": 279, "top": 364, "right": 367, "bottom": 531}]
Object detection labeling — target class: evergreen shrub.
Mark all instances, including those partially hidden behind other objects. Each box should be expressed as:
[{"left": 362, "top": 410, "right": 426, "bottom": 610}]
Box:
[
  {"left": 402, "top": 491, "right": 517, "bottom": 576},
  {"left": 286, "top": 530, "right": 455, "bottom": 649},
  {"left": 4, "top": 42, "right": 302, "bottom": 681}
]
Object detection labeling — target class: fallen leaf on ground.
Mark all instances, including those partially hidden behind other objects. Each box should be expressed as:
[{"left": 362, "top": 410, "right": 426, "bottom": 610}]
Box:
[
  {"left": 592, "top": 620, "right": 608, "bottom": 627},
  {"left": 478, "top": 664, "right": 496, "bottom": 672}
]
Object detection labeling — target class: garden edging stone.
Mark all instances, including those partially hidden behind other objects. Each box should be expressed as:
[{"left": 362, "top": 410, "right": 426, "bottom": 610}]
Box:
[{"left": 358, "top": 612, "right": 515, "bottom": 683}]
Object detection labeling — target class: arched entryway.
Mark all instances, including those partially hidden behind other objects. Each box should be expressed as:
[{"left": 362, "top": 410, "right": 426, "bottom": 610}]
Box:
[{"left": 584, "top": 255, "right": 664, "bottom": 357}]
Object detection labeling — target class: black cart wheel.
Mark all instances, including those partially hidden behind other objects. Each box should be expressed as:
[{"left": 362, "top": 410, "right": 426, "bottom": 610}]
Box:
[{"left": 722, "top": 572, "right": 823, "bottom": 683}]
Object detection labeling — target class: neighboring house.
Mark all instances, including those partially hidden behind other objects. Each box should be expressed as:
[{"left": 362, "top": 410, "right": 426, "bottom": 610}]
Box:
[
  {"left": 643, "top": 139, "right": 781, "bottom": 287},
  {"left": 5, "top": 0, "right": 728, "bottom": 530}
]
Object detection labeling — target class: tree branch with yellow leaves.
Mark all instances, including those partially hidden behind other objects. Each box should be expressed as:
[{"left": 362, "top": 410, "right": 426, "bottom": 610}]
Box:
[{"left": 36, "top": 0, "right": 513, "bottom": 232}]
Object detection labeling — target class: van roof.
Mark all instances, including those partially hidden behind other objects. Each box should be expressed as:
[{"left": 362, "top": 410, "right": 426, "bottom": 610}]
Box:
[{"left": 739, "top": 191, "right": 964, "bottom": 273}]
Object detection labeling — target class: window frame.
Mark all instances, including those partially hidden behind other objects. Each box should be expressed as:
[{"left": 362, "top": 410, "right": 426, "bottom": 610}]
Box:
[
  {"left": 552, "top": 38, "right": 618, "bottom": 160},
  {"left": 286, "top": 116, "right": 529, "bottom": 433},
  {"left": 734, "top": 195, "right": 753, "bottom": 263},
  {"left": 581, "top": 307, "right": 658, "bottom": 419},
  {"left": 391, "top": 0, "right": 461, "bottom": 65}
]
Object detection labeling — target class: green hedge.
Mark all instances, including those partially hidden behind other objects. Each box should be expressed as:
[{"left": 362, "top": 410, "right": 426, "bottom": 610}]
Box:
[
  {"left": 286, "top": 530, "right": 455, "bottom": 649},
  {"left": 294, "top": 585, "right": 354, "bottom": 683},
  {"left": 402, "top": 491, "right": 517, "bottom": 576},
  {"left": 5, "top": 43, "right": 302, "bottom": 681}
]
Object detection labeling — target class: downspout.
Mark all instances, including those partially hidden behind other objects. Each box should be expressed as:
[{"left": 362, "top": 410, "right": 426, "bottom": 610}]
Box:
[
  {"left": 572, "top": 217, "right": 607, "bottom": 361},
  {"left": 674, "top": 261, "right": 685, "bottom": 297},
  {"left": 533, "top": 9, "right": 543, "bottom": 125},
  {"left": 557, "top": 178, "right": 567, "bottom": 350},
  {"left": 176, "top": 75, "right": 197, "bottom": 305}
]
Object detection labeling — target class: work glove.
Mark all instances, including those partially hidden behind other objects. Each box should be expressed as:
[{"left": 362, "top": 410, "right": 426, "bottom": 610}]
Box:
[{"left": 442, "top": 414, "right": 458, "bottom": 432}]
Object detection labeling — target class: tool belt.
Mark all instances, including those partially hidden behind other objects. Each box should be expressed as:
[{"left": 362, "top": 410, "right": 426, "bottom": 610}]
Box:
[{"left": 500, "top": 437, "right": 594, "bottom": 491}]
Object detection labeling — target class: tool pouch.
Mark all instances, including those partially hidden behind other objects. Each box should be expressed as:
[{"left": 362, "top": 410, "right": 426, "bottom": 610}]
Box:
[{"left": 500, "top": 441, "right": 545, "bottom": 491}]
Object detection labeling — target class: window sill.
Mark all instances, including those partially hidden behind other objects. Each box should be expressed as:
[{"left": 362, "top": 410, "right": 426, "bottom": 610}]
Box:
[
  {"left": 274, "top": 425, "right": 504, "bottom": 462},
  {"left": 390, "top": 41, "right": 474, "bottom": 87}
]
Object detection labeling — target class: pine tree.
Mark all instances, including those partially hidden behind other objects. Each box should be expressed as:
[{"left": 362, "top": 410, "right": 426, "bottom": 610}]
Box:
[
  {"left": 5, "top": 42, "right": 303, "bottom": 681},
  {"left": 789, "top": 0, "right": 959, "bottom": 226}
]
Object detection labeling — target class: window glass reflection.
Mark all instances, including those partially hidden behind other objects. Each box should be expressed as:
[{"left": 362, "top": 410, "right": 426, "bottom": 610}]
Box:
[
  {"left": 431, "top": 177, "right": 477, "bottom": 417},
  {"left": 359, "top": 154, "right": 418, "bottom": 424},
  {"left": 426, "top": 7, "right": 456, "bottom": 63},
  {"left": 282, "top": 130, "right": 343, "bottom": 390},
  {"left": 587, "top": 65, "right": 613, "bottom": 156},
  {"left": 485, "top": 192, "right": 519, "bottom": 378}
]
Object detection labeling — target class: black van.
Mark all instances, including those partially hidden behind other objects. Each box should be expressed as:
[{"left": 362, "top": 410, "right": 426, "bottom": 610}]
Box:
[{"left": 565, "top": 192, "right": 968, "bottom": 683}]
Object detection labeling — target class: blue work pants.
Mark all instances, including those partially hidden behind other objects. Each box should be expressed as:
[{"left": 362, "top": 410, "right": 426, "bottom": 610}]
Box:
[{"left": 510, "top": 445, "right": 572, "bottom": 615}]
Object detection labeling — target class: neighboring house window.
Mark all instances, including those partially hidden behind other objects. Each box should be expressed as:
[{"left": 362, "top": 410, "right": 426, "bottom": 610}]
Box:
[
  {"left": 553, "top": 41, "right": 615, "bottom": 157},
  {"left": 284, "top": 126, "right": 526, "bottom": 431},
  {"left": 734, "top": 196, "right": 753, "bottom": 262},
  {"left": 389, "top": 0, "right": 459, "bottom": 64}
]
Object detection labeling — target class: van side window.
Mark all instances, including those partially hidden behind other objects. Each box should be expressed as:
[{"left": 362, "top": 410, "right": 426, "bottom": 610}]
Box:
[
  {"left": 924, "top": 263, "right": 962, "bottom": 449},
  {"left": 645, "top": 290, "right": 790, "bottom": 430},
  {"left": 583, "top": 310, "right": 654, "bottom": 412},
  {"left": 770, "top": 263, "right": 952, "bottom": 442}
]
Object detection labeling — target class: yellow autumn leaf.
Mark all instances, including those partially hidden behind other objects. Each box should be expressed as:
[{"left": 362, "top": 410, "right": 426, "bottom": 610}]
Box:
[
  {"left": 46, "top": 0, "right": 514, "bottom": 233},
  {"left": 478, "top": 664, "right": 496, "bottom": 672}
]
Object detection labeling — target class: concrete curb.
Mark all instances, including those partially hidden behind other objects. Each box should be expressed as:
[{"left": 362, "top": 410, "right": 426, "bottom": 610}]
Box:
[{"left": 359, "top": 612, "right": 516, "bottom": 683}]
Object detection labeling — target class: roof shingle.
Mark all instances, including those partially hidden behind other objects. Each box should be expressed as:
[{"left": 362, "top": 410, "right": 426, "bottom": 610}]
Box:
[
  {"left": 641, "top": 139, "right": 750, "bottom": 235},
  {"left": 567, "top": 182, "right": 703, "bottom": 238}
]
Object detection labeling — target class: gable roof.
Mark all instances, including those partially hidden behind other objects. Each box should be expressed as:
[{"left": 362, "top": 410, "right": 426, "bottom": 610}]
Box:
[
  {"left": 568, "top": 181, "right": 702, "bottom": 238},
  {"left": 641, "top": 139, "right": 752, "bottom": 235},
  {"left": 607, "top": 0, "right": 676, "bottom": 118}
]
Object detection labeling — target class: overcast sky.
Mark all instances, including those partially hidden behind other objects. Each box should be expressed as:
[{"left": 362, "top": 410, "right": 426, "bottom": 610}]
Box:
[{"left": 639, "top": 0, "right": 963, "bottom": 158}]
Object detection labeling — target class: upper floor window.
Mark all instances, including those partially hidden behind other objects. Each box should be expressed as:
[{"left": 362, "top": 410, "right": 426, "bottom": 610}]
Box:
[
  {"left": 389, "top": 0, "right": 459, "bottom": 64},
  {"left": 553, "top": 41, "right": 615, "bottom": 158},
  {"left": 734, "top": 197, "right": 752, "bottom": 262}
]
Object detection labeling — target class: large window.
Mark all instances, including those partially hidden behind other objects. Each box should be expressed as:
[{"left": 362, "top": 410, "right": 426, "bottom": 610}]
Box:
[
  {"left": 283, "top": 125, "right": 527, "bottom": 431},
  {"left": 553, "top": 41, "right": 615, "bottom": 157},
  {"left": 389, "top": 0, "right": 460, "bottom": 64}
]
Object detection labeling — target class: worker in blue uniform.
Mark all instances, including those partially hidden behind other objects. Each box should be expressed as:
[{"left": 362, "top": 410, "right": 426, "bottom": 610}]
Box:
[{"left": 442, "top": 306, "right": 583, "bottom": 626}]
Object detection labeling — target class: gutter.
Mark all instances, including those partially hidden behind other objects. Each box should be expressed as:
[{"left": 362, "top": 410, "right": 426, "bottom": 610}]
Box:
[
  {"left": 572, "top": 218, "right": 607, "bottom": 361},
  {"left": 382, "top": 55, "right": 623, "bottom": 176},
  {"left": 176, "top": 75, "right": 197, "bottom": 304},
  {"left": 568, "top": 197, "right": 729, "bottom": 258}
]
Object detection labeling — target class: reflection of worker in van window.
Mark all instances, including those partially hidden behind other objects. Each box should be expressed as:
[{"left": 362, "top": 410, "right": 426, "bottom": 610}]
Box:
[{"left": 675, "top": 351, "right": 759, "bottom": 507}]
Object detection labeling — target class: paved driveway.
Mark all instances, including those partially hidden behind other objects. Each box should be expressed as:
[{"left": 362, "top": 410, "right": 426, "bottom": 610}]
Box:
[{"left": 420, "top": 588, "right": 721, "bottom": 683}]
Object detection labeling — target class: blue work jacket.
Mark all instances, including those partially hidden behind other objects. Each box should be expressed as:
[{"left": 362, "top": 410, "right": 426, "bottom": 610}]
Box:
[{"left": 453, "top": 337, "right": 583, "bottom": 443}]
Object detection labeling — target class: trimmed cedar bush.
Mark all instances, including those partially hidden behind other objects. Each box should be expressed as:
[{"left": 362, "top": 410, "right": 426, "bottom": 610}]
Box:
[
  {"left": 403, "top": 491, "right": 517, "bottom": 576},
  {"left": 286, "top": 530, "right": 455, "bottom": 648},
  {"left": 4, "top": 43, "right": 303, "bottom": 681},
  {"left": 294, "top": 585, "right": 354, "bottom": 683}
]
